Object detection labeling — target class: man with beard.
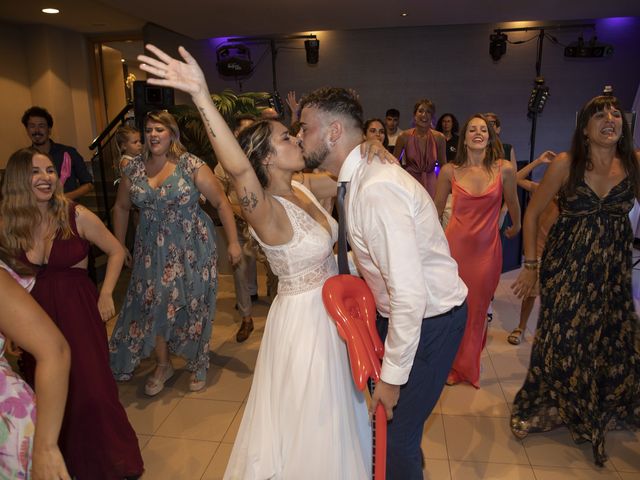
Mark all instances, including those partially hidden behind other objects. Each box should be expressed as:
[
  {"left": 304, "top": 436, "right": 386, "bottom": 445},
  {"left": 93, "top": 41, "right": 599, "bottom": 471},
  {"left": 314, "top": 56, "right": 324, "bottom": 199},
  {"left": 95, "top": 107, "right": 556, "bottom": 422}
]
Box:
[
  {"left": 21, "top": 106, "right": 93, "bottom": 200},
  {"left": 298, "top": 88, "right": 468, "bottom": 480}
]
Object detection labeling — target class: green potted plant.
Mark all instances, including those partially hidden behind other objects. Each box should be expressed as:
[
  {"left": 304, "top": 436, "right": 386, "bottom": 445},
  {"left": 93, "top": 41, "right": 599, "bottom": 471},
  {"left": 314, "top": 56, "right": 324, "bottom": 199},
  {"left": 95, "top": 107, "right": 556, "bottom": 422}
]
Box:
[{"left": 170, "top": 89, "right": 272, "bottom": 167}]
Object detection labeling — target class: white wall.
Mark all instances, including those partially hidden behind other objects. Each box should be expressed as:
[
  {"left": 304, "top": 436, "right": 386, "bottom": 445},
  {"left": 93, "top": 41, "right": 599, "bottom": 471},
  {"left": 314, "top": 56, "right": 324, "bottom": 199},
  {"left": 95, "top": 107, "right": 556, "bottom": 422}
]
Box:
[
  {"left": 0, "top": 22, "right": 95, "bottom": 168},
  {"left": 0, "top": 23, "right": 35, "bottom": 167}
]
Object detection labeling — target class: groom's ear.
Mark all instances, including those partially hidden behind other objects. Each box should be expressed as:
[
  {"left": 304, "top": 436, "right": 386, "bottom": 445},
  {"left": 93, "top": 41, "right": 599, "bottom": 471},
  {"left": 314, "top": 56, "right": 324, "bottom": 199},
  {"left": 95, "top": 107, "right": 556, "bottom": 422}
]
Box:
[{"left": 328, "top": 120, "right": 343, "bottom": 144}]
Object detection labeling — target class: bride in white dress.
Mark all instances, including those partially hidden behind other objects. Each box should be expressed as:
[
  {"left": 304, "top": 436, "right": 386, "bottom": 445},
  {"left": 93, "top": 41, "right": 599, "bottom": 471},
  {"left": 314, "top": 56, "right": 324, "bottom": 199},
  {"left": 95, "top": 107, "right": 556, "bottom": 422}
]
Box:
[{"left": 138, "top": 44, "right": 389, "bottom": 479}]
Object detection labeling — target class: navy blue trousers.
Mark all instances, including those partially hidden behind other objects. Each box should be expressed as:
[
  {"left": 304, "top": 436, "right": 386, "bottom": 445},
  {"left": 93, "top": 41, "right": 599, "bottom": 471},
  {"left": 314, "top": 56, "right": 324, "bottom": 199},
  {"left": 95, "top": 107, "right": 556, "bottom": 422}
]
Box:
[{"left": 377, "top": 302, "right": 467, "bottom": 480}]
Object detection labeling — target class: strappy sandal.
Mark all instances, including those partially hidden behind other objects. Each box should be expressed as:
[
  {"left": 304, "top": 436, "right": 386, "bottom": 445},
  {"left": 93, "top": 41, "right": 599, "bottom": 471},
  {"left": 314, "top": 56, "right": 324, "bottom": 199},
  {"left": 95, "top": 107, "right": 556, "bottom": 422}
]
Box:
[
  {"left": 189, "top": 372, "right": 206, "bottom": 392},
  {"left": 144, "top": 363, "right": 174, "bottom": 396},
  {"left": 507, "top": 328, "right": 524, "bottom": 345}
]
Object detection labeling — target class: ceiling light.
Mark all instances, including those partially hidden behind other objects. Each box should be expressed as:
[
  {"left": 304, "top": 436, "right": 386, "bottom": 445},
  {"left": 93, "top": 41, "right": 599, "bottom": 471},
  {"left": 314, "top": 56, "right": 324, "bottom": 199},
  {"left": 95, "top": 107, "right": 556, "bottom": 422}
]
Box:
[
  {"left": 42, "top": 8, "right": 60, "bottom": 14},
  {"left": 401, "top": 13, "right": 408, "bottom": 17}
]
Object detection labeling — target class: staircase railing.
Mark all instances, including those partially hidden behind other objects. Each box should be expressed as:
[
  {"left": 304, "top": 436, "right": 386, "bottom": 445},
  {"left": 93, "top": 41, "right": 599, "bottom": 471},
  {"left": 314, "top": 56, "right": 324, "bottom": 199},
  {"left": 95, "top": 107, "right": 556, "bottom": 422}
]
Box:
[{"left": 88, "top": 102, "right": 134, "bottom": 229}]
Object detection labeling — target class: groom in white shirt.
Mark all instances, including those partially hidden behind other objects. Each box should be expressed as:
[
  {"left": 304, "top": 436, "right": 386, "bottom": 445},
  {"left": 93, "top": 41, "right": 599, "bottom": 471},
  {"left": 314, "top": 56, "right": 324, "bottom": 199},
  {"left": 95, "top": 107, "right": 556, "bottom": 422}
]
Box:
[{"left": 298, "top": 88, "right": 468, "bottom": 480}]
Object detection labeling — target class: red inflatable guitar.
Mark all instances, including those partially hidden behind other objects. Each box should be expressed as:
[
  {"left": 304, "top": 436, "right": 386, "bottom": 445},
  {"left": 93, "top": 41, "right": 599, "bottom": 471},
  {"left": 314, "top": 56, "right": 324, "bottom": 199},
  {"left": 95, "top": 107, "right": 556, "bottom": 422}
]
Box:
[{"left": 323, "top": 274, "right": 387, "bottom": 480}]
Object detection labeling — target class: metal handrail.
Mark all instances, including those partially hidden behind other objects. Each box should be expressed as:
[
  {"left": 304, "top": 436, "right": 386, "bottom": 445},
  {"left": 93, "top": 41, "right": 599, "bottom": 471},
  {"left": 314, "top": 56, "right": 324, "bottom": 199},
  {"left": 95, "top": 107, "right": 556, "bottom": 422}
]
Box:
[
  {"left": 89, "top": 102, "right": 133, "bottom": 150},
  {"left": 88, "top": 102, "right": 134, "bottom": 229}
]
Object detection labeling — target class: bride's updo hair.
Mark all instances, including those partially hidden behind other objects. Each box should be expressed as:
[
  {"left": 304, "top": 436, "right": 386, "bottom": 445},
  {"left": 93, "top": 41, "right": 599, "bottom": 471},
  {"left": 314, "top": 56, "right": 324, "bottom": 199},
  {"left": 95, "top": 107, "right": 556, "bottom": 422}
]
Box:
[{"left": 236, "top": 120, "right": 275, "bottom": 188}]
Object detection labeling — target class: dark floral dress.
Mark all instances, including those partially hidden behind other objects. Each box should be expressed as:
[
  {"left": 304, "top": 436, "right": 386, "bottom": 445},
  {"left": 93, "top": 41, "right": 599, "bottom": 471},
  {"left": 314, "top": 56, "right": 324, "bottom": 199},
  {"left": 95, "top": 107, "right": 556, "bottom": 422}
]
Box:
[
  {"left": 511, "top": 177, "right": 640, "bottom": 466},
  {"left": 109, "top": 153, "right": 218, "bottom": 382}
]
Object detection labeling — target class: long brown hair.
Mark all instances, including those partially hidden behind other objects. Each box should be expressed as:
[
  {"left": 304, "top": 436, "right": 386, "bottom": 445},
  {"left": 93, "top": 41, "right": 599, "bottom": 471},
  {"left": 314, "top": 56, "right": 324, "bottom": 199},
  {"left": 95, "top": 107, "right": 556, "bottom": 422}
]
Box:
[
  {"left": 566, "top": 95, "right": 639, "bottom": 197},
  {"left": 452, "top": 114, "right": 504, "bottom": 171},
  {"left": 0, "top": 244, "right": 33, "bottom": 277},
  {"left": 0, "top": 148, "right": 72, "bottom": 255}
]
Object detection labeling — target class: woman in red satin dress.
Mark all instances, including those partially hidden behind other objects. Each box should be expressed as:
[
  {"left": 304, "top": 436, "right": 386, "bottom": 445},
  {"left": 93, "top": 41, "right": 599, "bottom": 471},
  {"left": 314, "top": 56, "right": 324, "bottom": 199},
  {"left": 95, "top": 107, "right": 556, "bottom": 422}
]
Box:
[{"left": 434, "top": 114, "right": 521, "bottom": 388}]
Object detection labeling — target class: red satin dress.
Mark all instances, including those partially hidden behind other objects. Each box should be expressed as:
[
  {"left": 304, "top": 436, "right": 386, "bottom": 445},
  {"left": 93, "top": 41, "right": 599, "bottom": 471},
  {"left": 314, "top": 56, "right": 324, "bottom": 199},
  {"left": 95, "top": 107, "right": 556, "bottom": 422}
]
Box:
[{"left": 445, "top": 167, "right": 503, "bottom": 388}]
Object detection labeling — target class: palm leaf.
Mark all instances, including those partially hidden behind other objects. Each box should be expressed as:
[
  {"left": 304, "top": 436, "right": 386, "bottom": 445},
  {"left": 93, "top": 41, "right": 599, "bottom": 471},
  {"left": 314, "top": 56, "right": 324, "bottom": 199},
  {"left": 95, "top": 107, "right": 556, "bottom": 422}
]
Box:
[{"left": 170, "top": 88, "right": 272, "bottom": 167}]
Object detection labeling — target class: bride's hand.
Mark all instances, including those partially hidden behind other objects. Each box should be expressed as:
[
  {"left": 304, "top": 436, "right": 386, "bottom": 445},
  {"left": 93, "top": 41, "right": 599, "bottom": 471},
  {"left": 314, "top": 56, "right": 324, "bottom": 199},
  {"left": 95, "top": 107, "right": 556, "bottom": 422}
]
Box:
[
  {"left": 360, "top": 139, "right": 398, "bottom": 165},
  {"left": 138, "top": 44, "right": 208, "bottom": 98}
]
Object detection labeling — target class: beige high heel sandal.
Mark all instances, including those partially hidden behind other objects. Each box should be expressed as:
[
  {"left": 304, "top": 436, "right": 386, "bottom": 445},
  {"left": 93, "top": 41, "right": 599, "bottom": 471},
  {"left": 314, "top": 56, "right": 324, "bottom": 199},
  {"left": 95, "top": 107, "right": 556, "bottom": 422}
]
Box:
[{"left": 144, "top": 362, "right": 174, "bottom": 396}]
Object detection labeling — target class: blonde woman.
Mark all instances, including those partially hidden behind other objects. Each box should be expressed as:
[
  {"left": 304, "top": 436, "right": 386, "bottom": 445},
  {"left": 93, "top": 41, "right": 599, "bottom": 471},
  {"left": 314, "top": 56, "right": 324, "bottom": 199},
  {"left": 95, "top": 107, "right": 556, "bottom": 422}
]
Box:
[
  {"left": 109, "top": 110, "right": 241, "bottom": 394},
  {"left": 0, "top": 148, "right": 143, "bottom": 479}
]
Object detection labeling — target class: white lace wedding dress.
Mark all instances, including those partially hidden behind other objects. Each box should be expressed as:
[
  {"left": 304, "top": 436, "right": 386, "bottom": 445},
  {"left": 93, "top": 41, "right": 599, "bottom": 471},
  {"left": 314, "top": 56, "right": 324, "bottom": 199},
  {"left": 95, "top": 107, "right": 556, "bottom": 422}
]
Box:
[{"left": 224, "top": 182, "right": 371, "bottom": 480}]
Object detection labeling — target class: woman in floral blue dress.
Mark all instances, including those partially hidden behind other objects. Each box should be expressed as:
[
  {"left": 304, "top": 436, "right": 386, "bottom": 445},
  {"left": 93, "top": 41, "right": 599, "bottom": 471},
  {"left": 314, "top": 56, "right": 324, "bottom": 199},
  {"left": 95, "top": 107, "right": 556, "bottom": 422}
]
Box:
[{"left": 110, "top": 110, "right": 241, "bottom": 395}]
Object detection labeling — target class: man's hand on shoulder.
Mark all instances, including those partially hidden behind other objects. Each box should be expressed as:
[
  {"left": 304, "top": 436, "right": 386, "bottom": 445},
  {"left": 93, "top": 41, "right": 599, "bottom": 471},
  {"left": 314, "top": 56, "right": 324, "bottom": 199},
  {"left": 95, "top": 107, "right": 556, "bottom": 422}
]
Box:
[{"left": 370, "top": 379, "right": 401, "bottom": 420}]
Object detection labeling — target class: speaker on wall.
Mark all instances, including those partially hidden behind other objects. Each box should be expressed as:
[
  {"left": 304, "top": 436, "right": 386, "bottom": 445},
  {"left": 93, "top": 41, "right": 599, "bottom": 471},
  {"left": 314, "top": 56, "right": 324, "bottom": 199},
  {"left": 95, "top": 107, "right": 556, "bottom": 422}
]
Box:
[
  {"left": 133, "top": 80, "right": 175, "bottom": 136},
  {"left": 216, "top": 44, "right": 254, "bottom": 77}
]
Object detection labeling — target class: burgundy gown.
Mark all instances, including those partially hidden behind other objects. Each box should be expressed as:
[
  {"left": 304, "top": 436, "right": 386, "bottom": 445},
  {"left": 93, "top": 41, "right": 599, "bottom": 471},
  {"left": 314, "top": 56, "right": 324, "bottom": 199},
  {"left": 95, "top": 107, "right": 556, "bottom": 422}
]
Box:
[
  {"left": 445, "top": 168, "right": 503, "bottom": 388},
  {"left": 403, "top": 128, "right": 439, "bottom": 197},
  {"left": 21, "top": 204, "right": 143, "bottom": 479}
]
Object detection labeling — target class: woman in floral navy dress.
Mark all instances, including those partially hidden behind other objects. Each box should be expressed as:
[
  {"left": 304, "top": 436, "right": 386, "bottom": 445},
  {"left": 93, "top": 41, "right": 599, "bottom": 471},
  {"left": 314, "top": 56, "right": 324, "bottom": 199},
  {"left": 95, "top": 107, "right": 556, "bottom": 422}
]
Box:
[
  {"left": 511, "top": 95, "right": 640, "bottom": 465},
  {"left": 110, "top": 110, "right": 241, "bottom": 395}
]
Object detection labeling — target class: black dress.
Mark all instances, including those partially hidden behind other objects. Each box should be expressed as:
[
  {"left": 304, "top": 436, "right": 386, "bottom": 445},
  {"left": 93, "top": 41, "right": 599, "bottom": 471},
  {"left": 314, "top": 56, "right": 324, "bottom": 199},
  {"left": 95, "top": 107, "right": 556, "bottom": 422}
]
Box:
[
  {"left": 511, "top": 177, "right": 640, "bottom": 466},
  {"left": 445, "top": 134, "right": 458, "bottom": 162}
]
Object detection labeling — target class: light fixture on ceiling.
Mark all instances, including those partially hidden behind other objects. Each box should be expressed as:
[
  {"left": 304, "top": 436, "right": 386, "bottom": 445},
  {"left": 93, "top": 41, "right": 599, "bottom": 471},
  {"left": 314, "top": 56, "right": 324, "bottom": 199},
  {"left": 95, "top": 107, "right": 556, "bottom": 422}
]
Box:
[
  {"left": 489, "top": 32, "right": 508, "bottom": 61},
  {"left": 304, "top": 39, "right": 320, "bottom": 64},
  {"left": 401, "top": 12, "right": 408, "bottom": 17},
  {"left": 42, "top": 8, "right": 60, "bottom": 14}
]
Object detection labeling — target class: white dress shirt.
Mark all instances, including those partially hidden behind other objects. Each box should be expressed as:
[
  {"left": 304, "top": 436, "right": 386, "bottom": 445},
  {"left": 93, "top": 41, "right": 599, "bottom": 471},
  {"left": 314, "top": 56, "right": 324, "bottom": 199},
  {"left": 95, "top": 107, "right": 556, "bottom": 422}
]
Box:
[{"left": 338, "top": 145, "right": 467, "bottom": 385}]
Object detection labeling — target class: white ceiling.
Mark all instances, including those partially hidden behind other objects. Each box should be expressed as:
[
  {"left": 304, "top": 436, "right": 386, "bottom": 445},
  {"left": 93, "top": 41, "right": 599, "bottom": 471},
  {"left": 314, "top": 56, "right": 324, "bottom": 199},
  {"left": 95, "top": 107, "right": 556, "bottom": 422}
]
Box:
[{"left": 1, "top": 0, "right": 639, "bottom": 38}]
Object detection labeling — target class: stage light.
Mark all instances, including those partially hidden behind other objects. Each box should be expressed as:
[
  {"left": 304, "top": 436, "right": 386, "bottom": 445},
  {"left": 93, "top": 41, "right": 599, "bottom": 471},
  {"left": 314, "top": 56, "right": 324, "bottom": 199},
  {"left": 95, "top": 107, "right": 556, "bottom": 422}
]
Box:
[
  {"left": 304, "top": 39, "right": 320, "bottom": 64},
  {"left": 564, "top": 36, "right": 614, "bottom": 58},
  {"left": 489, "top": 33, "right": 507, "bottom": 61},
  {"left": 527, "top": 77, "right": 550, "bottom": 118}
]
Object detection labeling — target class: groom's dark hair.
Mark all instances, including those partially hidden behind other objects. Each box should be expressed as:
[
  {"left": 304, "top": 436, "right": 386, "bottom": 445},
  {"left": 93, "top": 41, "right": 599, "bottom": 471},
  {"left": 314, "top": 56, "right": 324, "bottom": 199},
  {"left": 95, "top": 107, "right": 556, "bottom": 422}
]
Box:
[{"left": 299, "top": 87, "right": 364, "bottom": 131}]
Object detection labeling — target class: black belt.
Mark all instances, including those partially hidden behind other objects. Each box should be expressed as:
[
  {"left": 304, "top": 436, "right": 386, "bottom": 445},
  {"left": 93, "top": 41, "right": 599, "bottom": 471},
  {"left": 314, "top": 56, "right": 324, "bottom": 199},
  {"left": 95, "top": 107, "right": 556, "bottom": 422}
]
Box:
[
  {"left": 429, "top": 301, "right": 466, "bottom": 320},
  {"left": 378, "top": 300, "right": 466, "bottom": 322}
]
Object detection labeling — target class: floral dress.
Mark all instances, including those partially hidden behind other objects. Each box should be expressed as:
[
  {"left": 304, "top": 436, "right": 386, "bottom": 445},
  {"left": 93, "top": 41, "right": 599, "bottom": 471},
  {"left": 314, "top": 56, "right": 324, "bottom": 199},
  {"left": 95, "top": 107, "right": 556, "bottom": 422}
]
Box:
[
  {"left": 0, "top": 261, "right": 36, "bottom": 479},
  {"left": 511, "top": 178, "right": 640, "bottom": 465},
  {"left": 109, "top": 153, "right": 218, "bottom": 382}
]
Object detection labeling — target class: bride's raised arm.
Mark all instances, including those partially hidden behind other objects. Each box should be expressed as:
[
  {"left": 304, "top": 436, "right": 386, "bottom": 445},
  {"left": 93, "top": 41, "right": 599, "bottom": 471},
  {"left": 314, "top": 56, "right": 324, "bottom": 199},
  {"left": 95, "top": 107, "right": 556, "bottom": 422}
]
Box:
[{"left": 138, "top": 44, "right": 273, "bottom": 226}]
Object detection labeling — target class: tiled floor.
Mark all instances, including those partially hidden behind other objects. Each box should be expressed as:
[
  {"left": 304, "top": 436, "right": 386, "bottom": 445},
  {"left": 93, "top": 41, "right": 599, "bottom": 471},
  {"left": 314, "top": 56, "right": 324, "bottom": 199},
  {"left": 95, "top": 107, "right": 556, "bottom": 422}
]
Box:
[{"left": 111, "top": 269, "right": 640, "bottom": 479}]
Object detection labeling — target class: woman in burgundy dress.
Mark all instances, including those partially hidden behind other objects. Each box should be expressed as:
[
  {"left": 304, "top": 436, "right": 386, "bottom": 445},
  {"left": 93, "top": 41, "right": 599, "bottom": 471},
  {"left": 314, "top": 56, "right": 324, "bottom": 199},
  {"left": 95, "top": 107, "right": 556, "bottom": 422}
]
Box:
[
  {"left": 1, "top": 147, "right": 143, "bottom": 479},
  {"left": 394, "top": 99, "right": 447, "bottom": 197}
]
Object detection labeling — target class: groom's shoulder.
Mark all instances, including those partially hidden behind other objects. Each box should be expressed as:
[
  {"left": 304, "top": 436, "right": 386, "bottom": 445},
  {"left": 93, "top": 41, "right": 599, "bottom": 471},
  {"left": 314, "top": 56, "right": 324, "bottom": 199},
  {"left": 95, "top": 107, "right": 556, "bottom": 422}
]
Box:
[{"left": 357, "top": 160, "right": 414, "bottom": 192}]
